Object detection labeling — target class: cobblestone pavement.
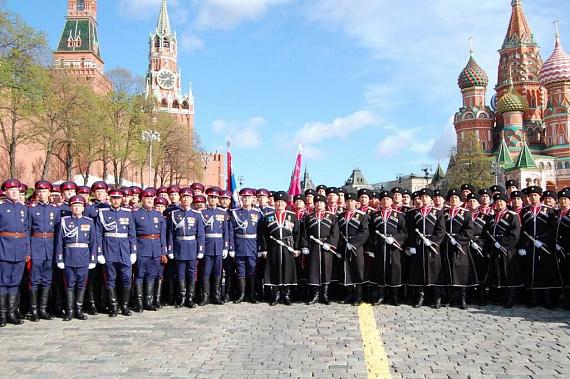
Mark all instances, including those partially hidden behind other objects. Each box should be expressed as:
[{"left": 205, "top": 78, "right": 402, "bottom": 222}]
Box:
[{"left": 1, "top": 301, "right": 569, "bottom": 378}]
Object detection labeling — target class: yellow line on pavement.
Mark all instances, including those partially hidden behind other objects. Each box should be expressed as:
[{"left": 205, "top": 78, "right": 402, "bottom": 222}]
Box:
[{"left": 358, "top": 303, "right": 392, "bottom": 379}]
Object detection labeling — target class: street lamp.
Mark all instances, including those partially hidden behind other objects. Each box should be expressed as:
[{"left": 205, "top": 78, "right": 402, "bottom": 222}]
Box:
[
  {"left": 142, "top": 130, "right": 160, "bottom": 187},
  {"left": 237, "top": 176, "right": 244, "bottom": 189},
  {"left": 421, "top": 165, "right": 432, "bottom": 187}
]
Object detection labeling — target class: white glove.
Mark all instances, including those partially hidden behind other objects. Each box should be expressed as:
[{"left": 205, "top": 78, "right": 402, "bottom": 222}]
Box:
[
  {"left": 229, "top": 250, "right": 235, "bottom": 258},
  {"left": 197, "top": 253, "right": 204, "bottom": 259},
  {"left": 168, "top": 253, "right": 174, "bottom": 260},
  {"left": 293, "top": 250, "right": 301, "bottom": 257},
  {"left": 556, "top": 244, "right": 563, "bottom": 252},
  {"left": 346, "top": 242, "right": 356, "bottom": 251},
  {"left": 409, "top": 247, "right": 417, "bottom": 255},
  {"left": 223, "top": 249, "right": 228, "bottom": 259},
  {"left": 301, "top": 248, "right": 310, "bottom": 255},
  {"left": 367, "top": 252, "right": 375, "bottom": 258},
  {"left": 471, "top": 242, "right": 481, "bottom": 251},
  {"left": 449, "top": 237, "right": 458, "bottom": 246},
  {"left": 322, "top": 243, "right": 331, "bottom": 251},
  {"left": 97, "top": 255, "right": 106, "bottom": 265},
  {"left": 423, "top": 239, "right": 433, "bottom": 247},
  {"left": 57, "top": 262, "right": 65, "bottom": 269},
  {"left": 88, "top": 263, "right": 96, "bottom": 270},
  {"left": 494, "top": 241, "right": 502, "bottom": 249},
  {"left": 130, "top": 253, "right": 137, "bottom": 264},
  {"left": 257, "top": 251, "right": 262, "bottom": 258},
  {"left": 533, "top": 239, "right": 544, "bottom": 248},
  {"left": 518, "top": 249, "right": 527, "bottom": 256},
  {"left": 262, "top": 251, "right": 267, "bottom": 258},
  {"left": 385, "top": 236, "right": 395, "bottom": 245}
]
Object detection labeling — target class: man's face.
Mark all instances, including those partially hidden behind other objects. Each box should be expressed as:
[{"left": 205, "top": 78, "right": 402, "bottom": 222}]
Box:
[
  {"left": 62, "top": 189, "right": 75, "bottom": 201},
  {"left": 194, "top": 202, "right": 205, "bottom": 210},
  {"left": 380, "top": 197, "right": 393, "bottom": 209},
  {"left": 268, "top": 197, "right": 275, "bottom": 207},
  {"left": 345, "top": 199, "right": 357, "bottom": 211},
  {"left": 528, "top": 193, "right": 541, "bottom": 205},
  {"left": 420, "top": 195, "right": 432, "bottom": 207},
  {"left": 155, "top": 204, "right": 166, "bottom": 213},
  {"left": 79, "top": 192, "right": 90, "bottom": 201},
  {"left": 495, "top": 199, "right": 507, "bottom": 212},
  {"left": 124, "top": 195, "right": 132, "bottom": 206},
  {"left": 461, "top": 190, "right": 471, "bottom": 201},
  {"left": 480, "top": 194, "right": 491, "bottom": 206},
  {"left": 241, "top": 195, "right": 253, "bottom": 207},
  {"left": 507, "top": 186, "right": 517, "bottom": 195},
  {"left": 169, "top": 192, "right": 180, "bottom": 204},
  {"left": 306, "top": 194, "right": 314, "bottom": 206},
  {"left": 359, "top": 195, "right": 369, "bottom": 207},
  {"left": 559, "top": 197, "right": 570, "bottom": 208},
  {"left": 467, "top": 199, "right": 480, "bottom": 211},
  {"left": 94, "top": 189, "right": 107, "bottom": 202},
  {"left": 71, "top": 203, "right": 84, "bottom": 217},
  {"left": 181, "top": 195, "right": 192, "bottom": 208},
  {"left": 338, "top": 193, "right": 345, "bottom": 204},
  {"left": 207, "top": 195, "right": 219, "bottom": 207},
  {"left": 511, "top": 197, "right": 524, "bottom": 209},
  {"left": 402, "top": 194, "right": 411, "bottom": 205},
  {"left": 393, "top": 193, "right": 402, "bottom": 204},
  {"left": 142, "top": 197, "right": 154, "bottom": 209},
  {"left": 110, "top": 197, "right": 123, "bottom": 208},
  {"left": 220, "top": 197, "right": 231, "bottom": 208},
  {"left": 543, "top": 197, "right": 556, "bottom": 207},
  {"left": 159, "top": 192, "right": 169, "bottom": 199},
  {"left": 315, "top": 201, "right": 326, "bottom": 211},
  {"left": 414, "top": 197, "right": 422, "bottom": 207},
  {"left": 19, "top": 192, "right": 25, "bottom": 203},
  {"left": 326, "top": 193, "right": 338, "bottom": 204},
  {"left": 257, "top": 195, "right": 268, "bottom": 207},
  {"left": 433, "top": 196, "right": 445, "bottom": 207},
  {"left": 193, "top": 189, "right": 203, "bottom": 195},
  {"left": 5, "top": 188, "right": 19, "bottom": 202},
  {"left": 317, "top": 189, "right": 326, "bottom": 196},
  {"left": 294, "top": 200, "right": 305, "bottom": 210},
  {"left": 275, "top": 200, "right": 287, "bottom": 212},
  {"left": 449, "top": 195, "right": 462, "bottom": 208},
  {"left": 371, "top": 197, "right": 380, "bottom": 208},
  {"left": 36, "top": 189, "right": 50, "bottom": 203},
  {"left": 132, "top": 194, "right": 140, "bottom": 204}
]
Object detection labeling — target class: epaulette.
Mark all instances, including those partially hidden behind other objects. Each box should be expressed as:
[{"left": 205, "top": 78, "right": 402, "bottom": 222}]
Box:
[
  {"left": 354, "top": 209, "right": 366, "bottom": 216},
  {"left": 191, "top": 209, "right": 202, "bottom": 214},
  {"left": 251, "top": 208, "right": 263, "bottom": 214},
  {"left": 120, "top": 207, "right": 132, "bottom": 212},
  {"left": 507, "top": 210, "right": 518, "bottom": 216},
  {"left": 62, "top": 215, "right": 71, "bottom": 220},
  {"left": 265, "top": 211, "right": 275, "bottom": 217}
]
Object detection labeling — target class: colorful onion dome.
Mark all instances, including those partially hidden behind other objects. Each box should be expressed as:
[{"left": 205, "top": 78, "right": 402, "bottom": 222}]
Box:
[
  {"left": 458, "top": 55, "right": 489, "bottom": 89},
  {"left": 539, "top": 36, "right": 570, "bottom": 86}
]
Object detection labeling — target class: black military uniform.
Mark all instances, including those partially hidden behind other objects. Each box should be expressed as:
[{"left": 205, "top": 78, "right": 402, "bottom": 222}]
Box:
[
  {"left": 466, "top": 193, "right": 492, "bottom": 305},
  {"left": 556, "top": 190, "right": 570, "bottom": 304}
]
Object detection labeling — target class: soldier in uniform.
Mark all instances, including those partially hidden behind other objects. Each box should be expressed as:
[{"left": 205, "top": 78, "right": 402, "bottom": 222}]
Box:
[
  {"left": 335, "top": 192, "right": 369, "bottom": 306},
  {"left": 405, "top": 188, "right": 446, "bottom": 308},
  {"left": 505, "top": 179, "right": 519, "bottom": 197},
  {"left": 518, "top": 186, "right": 562, "bottom": 308},
  {"left": 228, "top": 188, "right": 263, "bottom": 303},
  {"left": 292, "top": 194, "right": 307, "bottom": 301},
  {"left": 370, "top": 191, "right": 381, "bottom": 210},
  {"left": 391, "top": 187, "right": 404, "bottom": 211},
  {"left": 316, "top": 185, "right": 327, "bottom": 197},
  {"left": 132, "top": 188, "right": 167, "bottom": 312},
  {"left": 253, "top": 188, "right": 273, "bottom": 300},
  {"left": 478, "top": 189, "right": 494, "bottom": 216},
  {"left": 191, "top": 182, "right": 205, "bottom": 196},
  {"left": 542, "top": 190, "right": 558, "bottom": 209},
  {"left": 485, "top": 193, "right": 523, "bottom": 308},
  {"left": 0, "top": 179, "right": 30, "bottom": 327},
  {"left": 368, "top": 191, "right": 407, "bottom": 306},
  {"left": 168, "top": 187, "right": 205, "bottom": 309},
  {"left": 303, "top": 194, "right": 339, "bottom": 305},
  {"left": 460, "top": 184, "right": 475, "bottom": 204},
  {"left": 198, "top": 187, "right": 229, "bottom": 306},
  {"left": 555, "top": 190, "right": 570, "bottom": 306},
  {"left": 219, "top": 190, "right": 235, "bottom": 302},
  {"left": 152, "top": 196, "right": 169, "bottom": 308},
  {"left": 76, "top": 186, "right": 91, "bottom": 201},
  {"left": 304, "top": 189, "right": 316, "bottom": 214},
  {"left": 28, "top": 180, "right": 60, "bottom": 321},
  {"left": 157, "top": 186, "right": 169, "bottom": 199},
  {"left": 130, "top": 186, "right": 142, "bottom": 210},
  {"left": 163, "top": 185, "right": 182, "bottom": 305},
  {"left": 442, "top": 189, "right": 476, "bottom": 309},
  {"left": 358, "top": 188, "right": 376, "bottom": 215},
  {"left": 402, "top": 189, "right": 412, "bottom": 208},
  {"left": 258, "top": 191, "right": 301, "bottom": 306},
  {"left": 510, "top": 191, "right": 525, "bottom": 214},
  {"left": 325, "top": 187, "right": 341, "bottom": 215},
  {"left": 55, "top": 196, "right": 97, "bottom": 321},
  {"left": 50, "top": 184, "right": 61, "bottom": 205},
  {"left": 432, "top": 189, "right": 447, "bottom": 211},
  {"left": 465, "top": 193, "right": 492, "bottom": 305},
  {"left": 96, "top": 188, "right": 137, "bottom": 317}
]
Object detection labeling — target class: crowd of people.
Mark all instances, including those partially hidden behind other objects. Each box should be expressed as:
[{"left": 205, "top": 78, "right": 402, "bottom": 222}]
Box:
[{"left": 0, "top": 177, "right": 568, "bottom": 327}]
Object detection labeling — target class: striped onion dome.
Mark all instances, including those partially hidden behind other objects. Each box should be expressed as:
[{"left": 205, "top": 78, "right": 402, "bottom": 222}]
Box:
[
  {"left": 458, "top": 55, "right": 489, "bottom": 89},
  {"left": 539, "top": 36, "right": 570, "bottom": 86}
]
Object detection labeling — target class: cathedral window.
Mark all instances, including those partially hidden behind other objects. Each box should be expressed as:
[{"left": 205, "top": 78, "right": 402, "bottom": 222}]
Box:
[
  {"left": 155, "top": 37, "right": 160, "bottom": 48},
  {"left": 163, "top": 37, "right": 170, "bottom": 48},
  {"left": 76, "top": 0, "right": 85, "bottom": 11},
  {"left": 557, "top": 162, "right": 563, "bottom": 169},
  {"left": 182, "top": 101, "right": 189, "bottom": 109},
  {"left": 538, "top": 162, "right": 544, "bottom": 170},
  {"left": 566, "top": 162, "right": 570, "bottom": 169},
  {"left": 559, "top": 135, "right": 565, "bottom": 145}
]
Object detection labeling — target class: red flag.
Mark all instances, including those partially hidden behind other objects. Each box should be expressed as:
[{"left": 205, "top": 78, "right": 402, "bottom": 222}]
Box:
[{"left": 288, "top": 144, "right": 303, "bottom": 202}]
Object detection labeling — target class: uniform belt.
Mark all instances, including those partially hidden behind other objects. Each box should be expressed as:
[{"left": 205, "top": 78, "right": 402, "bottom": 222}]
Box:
[
  {"left": 236, "top": 233, "right": 257, "bottom": 239},
  {"left": 205, "top": 233, "right": 223, "bottom": 238},
  {"left": 0, "top": 231, "right": 26, "bottom": 238},
  {"left": 176, "top": 236, "right": 196, "bottom": 241},
  {"left": 32, "top": 232, "right": 54, "bottom": 238},
  {"left": 104, "top": 232, "right": 128, "bottom": 238},
  {"left": 66, "top": 243, "right": 89, "bottom": 248},
  {"left": 137, "top": 234, "right": 160, "bottom": 240}
]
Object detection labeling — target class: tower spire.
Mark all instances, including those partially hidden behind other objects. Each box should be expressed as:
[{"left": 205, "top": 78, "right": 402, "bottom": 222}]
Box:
[
  {"left": 503, "top": 0, "right": 534, "bottom": 48},
  {"left": 157, "top": 0, "right": 172, "bottom": 36}
]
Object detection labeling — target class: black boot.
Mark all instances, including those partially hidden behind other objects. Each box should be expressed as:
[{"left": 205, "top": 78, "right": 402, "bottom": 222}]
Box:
[
  {"left": 186, "top": 281, "right": 196, "bottom": 308},
  {"left": 53, "top": 283, "right": 65, "bottom": 318},
  {"left": 0, "top": 293, "right": 6, "bottom": 327},
  {"left": 211, "top": 277, "right": 223, "bottom": 305},
  {"left": 413, "top": 287, "right": 425, "bottom": 308},
  {"left": 352, "top": 285, "right": 363, "bottom": 306},
  {"left": 479, "top": 284, "right": 488, "bottom": 306},
  {"left": 283, "top": 286, "right": 292, "bottom": 306},
  {"left": 247, "top": 276, "right": 258, "bottom": 304},
  {"left": 341, "top": 286, "right": 354, "bottom": 304},
  {"left": 458, "top": 288, "right": 467, "bottom": 310},
  {"left": 85, "top": 282, "right": 98, "bottom": 315},
  {"left": 144, "top": 282, "right": 158, "bottom": 311},
  {"left": 432, "top": 287, "right": 442, "bottom": 309},
  {"left": 134, "top": 283, "right": 144, "bottom": 312},
  {"left": 120, "top": 287, "right": 132, "bottom": 316},
  {"left": 321, "top": 284, "right": 331, "bottom": 305},
  {"left": 29, "top": 289, "right": 39, "bottom": 322},
  {"left": 544, "top": 289, "right": 553, "bottom": 309},
  {"left": 234, "top": 277, "right": 246, "bottom": 304},
  {"left": 222, "top": 275, "right": 232, "bottom": 303},
  {"left": 374, "top": 286, "right": 385, "bottom": 306},
  {"left": 175, "top": 281, "right": 186, "bottom": 308},
  {"left": 392, "top": 288, "right": 400, "bottom": 306},
  {"left": 199, "top": 277, "right": 210, "bottom": 306},
  {"left": 153, "top": 279, "right": 163, "bottom": 308},
  {"left": 38, "top": 286, "right": 53, "bottom": 320},
  {"left": 270, "top": 287, "right": 281, "bottom": 306},
  {"left": 504, "top": 288, "right": 516, "bottom": 309},
  {"left": 6, "top": 293, "right": 24, "bottom": 325},
  {"left": 75, "top": 289, "right": 88, "bottom": 320},
  {"left": 442, "top": 286, "right": 452, "bottom": 307},
  {"left": 527, "top": 290, "right": 538, "bottom": 308},
  {"left": 108, "top": 288, "right": 118, "bottom": 317},
  {"left": 62, "top": 290, "right": 74, "bottom": 322},
  {"left": 14, "top": 291, "right": 23, "bottom": 320},
  {"left": 307, "top": 286, "right": 319, "bottom": 305}
]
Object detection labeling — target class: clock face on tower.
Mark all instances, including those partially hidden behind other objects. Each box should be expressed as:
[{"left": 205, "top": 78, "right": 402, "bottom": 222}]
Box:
[{"left": 157, "top": 69, "right": 175, "bottom": 90}]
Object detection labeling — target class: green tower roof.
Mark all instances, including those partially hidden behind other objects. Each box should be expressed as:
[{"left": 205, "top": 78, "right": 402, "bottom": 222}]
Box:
[
  {"left": 55, "top": 19, "right": 101, "bottom": 58},
  {"left": 514, "top": 139, "right": 536, "bottom": 169},
  {"left": 496, "top": 134, "right": 514, "bottom": 167},
  {"left": 431, "top": 162, "right": 445, "bottom": 184}
]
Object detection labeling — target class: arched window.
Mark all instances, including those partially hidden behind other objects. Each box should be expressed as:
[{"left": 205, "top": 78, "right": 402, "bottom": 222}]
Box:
[
  {"left": 76, "top": 0, "right": 85, "bottom": 11},
  {"left": 557, "top": 162, "right": 563, "bottom": 169},
  {"left": 538, "top": 162, "right": 544, "bottom": 169},
  {"left": 566, "top": 162, "right": 570, "bottom": 169},
  {"left": 155, "top": 37, "right": 160, "bottom": 48},
  {"left": 163, "top": 37, "right": 170, "bottom": 48}
]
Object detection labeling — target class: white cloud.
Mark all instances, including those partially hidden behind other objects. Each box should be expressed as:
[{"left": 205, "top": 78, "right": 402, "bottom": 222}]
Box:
[
  {"left": 428, "top": 117, "right": 457, "bottom": 161},
  {"left": 212, "top": 117, "right": 264, "bottom": 149},
  {"left": 193, "top": 0, "right": 290, "bottom": 31},
  {"left": 117, "top": 0, "right": 178, "bottom": 19},
  {"left": 180, "top": 34, "right": 204, "bottom": 52}
]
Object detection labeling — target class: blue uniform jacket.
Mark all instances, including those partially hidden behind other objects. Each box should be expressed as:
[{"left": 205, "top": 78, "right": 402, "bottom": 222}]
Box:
[
  {"left": 55, "top": 215, "right": 97, "bottom": 267},
  {"left": 133, "top": 207, "right": 167, "bottom": 258},
  {"left": 29, "top": 201, "right": 60, "bottom": 261},
  {"left": 201, "top": 206, "right": 229, "bottom": 256},
  {"left": 96, "top": 207, "right": 137, "bottom": 264},
  {"left": 167, "top": 207, "right": 205, "bottom": 260},
  {"left": 0, "top": 199, "right": 30, "bottom": 262},
  {"left": 84, "top": 201, "right": 110, "bottom": 221},
  {"left": 228, "top": 207, "right": 263, "bottom": 257},
  {"left": 58, "top": 202, "right": 72, "bottom": 218}
]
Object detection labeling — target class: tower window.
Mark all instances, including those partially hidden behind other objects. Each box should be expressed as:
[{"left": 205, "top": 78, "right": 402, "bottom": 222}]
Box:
[
  {"left": 76, "top": 0, "right": 85, "bottom": 11},
  {"left": 155, "top": 37, "right": 160, "bottom": 48},
  {"left": 163, "top": 37, "right": 170, "bottom": 48}
]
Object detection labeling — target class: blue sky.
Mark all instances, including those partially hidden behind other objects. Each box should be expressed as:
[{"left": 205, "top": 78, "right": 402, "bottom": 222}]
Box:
[{"left": 5, "top": 0, "right": 570, "bottom": 190}]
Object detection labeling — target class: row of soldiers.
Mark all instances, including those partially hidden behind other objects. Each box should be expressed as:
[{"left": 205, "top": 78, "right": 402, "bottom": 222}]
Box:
[{"left": 0, "top": 177, "right": 569, "bottom": 327}]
